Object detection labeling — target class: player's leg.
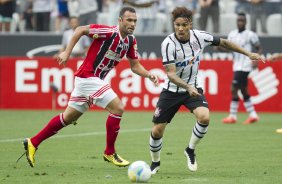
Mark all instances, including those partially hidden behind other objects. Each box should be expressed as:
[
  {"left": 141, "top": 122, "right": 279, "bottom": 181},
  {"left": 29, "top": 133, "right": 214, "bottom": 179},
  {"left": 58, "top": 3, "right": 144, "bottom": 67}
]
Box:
[
  {"left": 185, "top": 106, "right": 209, "bottom": 172},
  {"left": 240, "top": 72, "right": 259, "bottom": 124},
  {"left": 22, "top": 76, "right": 90, "bottom": 167},
  {"left": 223, "top": 72, "right": 240, "bottom": 123},
  {"left": 23, "top": 106, "right": 83, "bottom": 167},
  {"left": 149, "top": 90, "right": 181, "bottom": 174},
  {"left": 150, "top": 123, "right": 167, "bottom": 174},
  {"left": 103, "top": 96, "right": 130, "bottom": 167},
  {"left": 183, "top": 89, "right": 209, "bottom": 172}
]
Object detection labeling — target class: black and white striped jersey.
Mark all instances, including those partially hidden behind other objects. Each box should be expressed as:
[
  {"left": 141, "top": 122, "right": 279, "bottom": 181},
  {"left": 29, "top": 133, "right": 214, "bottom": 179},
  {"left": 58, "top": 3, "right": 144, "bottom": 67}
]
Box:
[
  {"left": 227, "top": 29, "right": 260, "bottom": 72},
  {"left": 161, "top": 29, "right": 219, "bottom": 93}
]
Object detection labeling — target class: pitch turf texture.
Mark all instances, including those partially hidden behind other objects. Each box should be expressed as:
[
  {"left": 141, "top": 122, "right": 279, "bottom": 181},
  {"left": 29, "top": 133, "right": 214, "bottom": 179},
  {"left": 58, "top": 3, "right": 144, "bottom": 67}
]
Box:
[{"left": 0, "top": 110, "right": 281, "bottom": 184}]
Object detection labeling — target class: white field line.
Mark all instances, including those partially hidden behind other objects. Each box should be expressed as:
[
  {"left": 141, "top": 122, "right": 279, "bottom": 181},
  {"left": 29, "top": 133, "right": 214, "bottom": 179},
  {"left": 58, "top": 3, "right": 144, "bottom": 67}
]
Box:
[{"left": 0, "top": 128, "right": 152, "bottom": 143}]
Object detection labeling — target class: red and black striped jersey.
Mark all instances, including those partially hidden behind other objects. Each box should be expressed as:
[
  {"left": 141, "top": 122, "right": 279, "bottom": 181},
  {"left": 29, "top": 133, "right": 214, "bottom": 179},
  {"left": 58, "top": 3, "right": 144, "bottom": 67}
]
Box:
[{"left": 75, "top": 24, "right": 139, "bottom": 79}]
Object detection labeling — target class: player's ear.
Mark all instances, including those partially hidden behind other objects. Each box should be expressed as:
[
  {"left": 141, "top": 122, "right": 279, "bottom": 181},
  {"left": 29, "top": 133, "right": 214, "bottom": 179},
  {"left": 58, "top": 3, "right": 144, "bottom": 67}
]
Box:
[{"left": 119, "top": 16, "right": 122, "bottom": 22}]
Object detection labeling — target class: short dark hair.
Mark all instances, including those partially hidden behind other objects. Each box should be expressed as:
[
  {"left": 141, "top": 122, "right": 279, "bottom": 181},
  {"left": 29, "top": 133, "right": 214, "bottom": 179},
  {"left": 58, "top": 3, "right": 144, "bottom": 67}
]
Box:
[
  {"left": 171, "top": 7, "right": 193, "bottom": 22},
  {"left": 119, "top": 6, "right": 136, "bottom": 18},
  {"left": 237, "top": 12, "right": 246, "bottom": 18}
]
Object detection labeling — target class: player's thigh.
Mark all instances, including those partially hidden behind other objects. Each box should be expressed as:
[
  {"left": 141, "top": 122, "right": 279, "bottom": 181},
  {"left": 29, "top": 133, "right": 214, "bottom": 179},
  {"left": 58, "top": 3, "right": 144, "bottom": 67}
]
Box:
[
  {"left": 233, "top": 71, "right": 249, "bottom": 88},
  {"left": 152, "top": 90, "right": 183, "bottom": 124}
]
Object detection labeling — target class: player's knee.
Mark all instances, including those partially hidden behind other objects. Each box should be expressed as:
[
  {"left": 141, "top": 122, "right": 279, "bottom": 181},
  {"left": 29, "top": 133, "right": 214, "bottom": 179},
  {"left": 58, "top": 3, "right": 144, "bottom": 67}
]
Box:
[
  {"left": 111, "top": 102, "right": 125, "bottom": 115},
  {"left": 151, "top": 125, "right": 165, "bottom": 138},
  {"left": 198, "top": 114, "right": 210, "bottom": 125}
]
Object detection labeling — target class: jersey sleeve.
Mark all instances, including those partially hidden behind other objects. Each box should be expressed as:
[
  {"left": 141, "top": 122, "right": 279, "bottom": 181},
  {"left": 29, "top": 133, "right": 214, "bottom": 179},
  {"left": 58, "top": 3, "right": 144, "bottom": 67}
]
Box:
[
  {"left": 250, "top": 32, "right": 260, "bottom": 46},
  {"left": 161, "top": 38, "right": 176, "bottom": 65},
  {"left": 88, "top": 24, "right": 113, "bottom": 39},
  {"left": 126, "top": 37, "right": 139, "bottom": 60},
  {"left": 195, "top": 30, "right": 220, "bottom": 47}
]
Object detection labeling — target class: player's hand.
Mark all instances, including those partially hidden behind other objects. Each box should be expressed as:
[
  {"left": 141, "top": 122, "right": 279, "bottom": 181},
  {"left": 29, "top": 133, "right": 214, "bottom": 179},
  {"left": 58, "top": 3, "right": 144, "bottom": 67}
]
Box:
[
  {"left": 57, "top": 51, "right": 70, "bottom": 66},
  {"left": 248, "top": 53, "right": 265, "bottom": 63},
  {"left": 148, "top": 73, "right": 159, "bottom": 87},
  {"left": 186, "top": 85, "right": 201, "bottom": 97}
]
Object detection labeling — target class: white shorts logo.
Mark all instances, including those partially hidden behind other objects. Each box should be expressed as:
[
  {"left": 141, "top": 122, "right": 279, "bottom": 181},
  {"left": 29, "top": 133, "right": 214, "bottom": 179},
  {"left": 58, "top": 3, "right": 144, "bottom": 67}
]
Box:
[{"left": 154, "top": 107, "right": 162, "bottom": 118}]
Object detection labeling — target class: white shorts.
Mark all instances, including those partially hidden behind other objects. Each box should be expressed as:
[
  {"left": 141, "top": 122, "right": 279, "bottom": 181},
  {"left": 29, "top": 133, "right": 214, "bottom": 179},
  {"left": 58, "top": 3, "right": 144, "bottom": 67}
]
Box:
[{"left": 68, "top": 77, "right": 117, "bottom": 113}]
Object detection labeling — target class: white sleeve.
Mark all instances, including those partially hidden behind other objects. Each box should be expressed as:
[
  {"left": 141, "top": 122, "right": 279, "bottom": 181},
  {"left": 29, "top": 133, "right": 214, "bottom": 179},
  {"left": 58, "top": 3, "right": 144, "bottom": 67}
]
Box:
[
  {"left": 250, "top": 32, "right": 260, "bottom": 45},
  {"left": 161, "top": 38, "right": 176, "bottom": 65},
  {"left": 193, "top": 30, "right": 219, "bottom": 48}
]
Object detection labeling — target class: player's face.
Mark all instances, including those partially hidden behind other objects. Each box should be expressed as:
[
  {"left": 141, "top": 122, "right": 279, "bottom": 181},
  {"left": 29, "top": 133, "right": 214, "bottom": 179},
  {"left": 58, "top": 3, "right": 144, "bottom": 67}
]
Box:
[
  {"left": 174, "top": 17, "right": 191, "bottom": 41},
  {"left": 237, "top": 16, "right": 246, "bottom": 30},
  {"left": 119, "top": 11, "right": 137, "bottom": 37}
]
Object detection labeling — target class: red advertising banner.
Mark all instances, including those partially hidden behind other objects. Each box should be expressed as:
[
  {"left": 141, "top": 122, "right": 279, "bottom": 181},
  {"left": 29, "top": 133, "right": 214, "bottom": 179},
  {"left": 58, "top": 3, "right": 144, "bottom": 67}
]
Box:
[{"left": 0, "top": 57, "right": 281, "bottom": 112}]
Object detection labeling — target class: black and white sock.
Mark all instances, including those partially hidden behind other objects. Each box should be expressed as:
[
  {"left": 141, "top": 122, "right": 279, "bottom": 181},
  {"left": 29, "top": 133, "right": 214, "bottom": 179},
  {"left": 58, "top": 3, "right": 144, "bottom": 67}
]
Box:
[
  {"left": 188, "top": 121, "right": 208, "bottom": 149},
  {"left": 149, "top": 133, "right": 162, "bottom": 162}
]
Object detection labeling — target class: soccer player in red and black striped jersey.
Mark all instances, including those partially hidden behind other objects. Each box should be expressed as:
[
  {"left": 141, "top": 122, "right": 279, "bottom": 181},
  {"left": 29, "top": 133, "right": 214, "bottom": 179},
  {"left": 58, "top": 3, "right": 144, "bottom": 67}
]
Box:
[{"left": 21, "top": 6, "right": 158, "bottom": 168}]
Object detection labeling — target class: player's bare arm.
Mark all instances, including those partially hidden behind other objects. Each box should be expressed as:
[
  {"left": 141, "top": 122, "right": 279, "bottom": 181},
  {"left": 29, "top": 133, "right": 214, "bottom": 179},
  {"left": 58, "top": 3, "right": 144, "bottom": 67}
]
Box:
[
  {"left": 57, "top": 25, "right": 90, "bottom": 66},
  {"left": 269, "top": 53, "right": 282, "bottom": 61},
  {"left": 165, "top": 64, "right": 200, "bottom": 97},
  {"left": 128, "top": 58, "right": 159, "bottom": 86},
  {"left": 219, "top": 38, "right": 265, "bottom": 63}
]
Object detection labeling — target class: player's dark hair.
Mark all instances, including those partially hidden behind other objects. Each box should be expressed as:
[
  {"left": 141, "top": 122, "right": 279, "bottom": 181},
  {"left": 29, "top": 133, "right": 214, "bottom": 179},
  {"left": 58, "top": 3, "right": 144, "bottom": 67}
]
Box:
[
  {"left": 171, "top": 7, "right": 193, "bottom": 22},
  {"left": 119, "top": 6, "right": 136, "bottom": 18},
  {"left": 237, "top": 12, "right": 246, "bottom": 18}
]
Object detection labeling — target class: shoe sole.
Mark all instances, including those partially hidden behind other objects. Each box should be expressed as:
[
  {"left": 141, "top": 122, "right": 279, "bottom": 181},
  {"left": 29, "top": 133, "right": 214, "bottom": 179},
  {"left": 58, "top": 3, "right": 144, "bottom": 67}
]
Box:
[
  {"left": 103, "top": 156, "right": 129, "bottom": 167},
  {"left": 23, "top": 139, "right": 34, "bottom": 167}
]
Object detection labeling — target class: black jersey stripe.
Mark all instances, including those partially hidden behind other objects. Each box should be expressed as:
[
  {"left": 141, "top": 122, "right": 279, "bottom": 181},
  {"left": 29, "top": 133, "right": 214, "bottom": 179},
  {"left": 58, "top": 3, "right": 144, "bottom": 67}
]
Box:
[
  {"left": 180, "top": 43, "right": 185, "bottom": 59},
  {"left": 93, "top": 32, "right": 117, "bottom": 72},
  {"left": 165, "top": 42, "right": 170, "bottom": 62},
  {"left": 100, "top": 33, "right": 123, "bottom": 79},
  {"left": 165, "top": 41, "right": 173, "bottom": 91},
  {"left": 194, "top": 62, "right": 200, "bottom": 87},
  {"left": 188, "top": 40, "right": 194, "bottom": 57},
  {"left": 163, "top": 60, "right": 175, "bottom": 65},
  {"left": 169, "top": 36, "right": 177, "bottom": 59},
  {"left": 192, "top": 30, "right": 202, "bottom": 49},
  {"left": 176, "top": 68, "right": 185, "bottom": 93}
]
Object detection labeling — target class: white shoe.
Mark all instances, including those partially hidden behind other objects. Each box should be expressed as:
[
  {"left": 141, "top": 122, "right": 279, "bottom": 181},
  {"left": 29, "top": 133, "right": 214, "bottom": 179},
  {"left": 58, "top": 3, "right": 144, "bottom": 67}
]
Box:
[{"left": 184, "top": 148, "right": 197, "bottom": 172}]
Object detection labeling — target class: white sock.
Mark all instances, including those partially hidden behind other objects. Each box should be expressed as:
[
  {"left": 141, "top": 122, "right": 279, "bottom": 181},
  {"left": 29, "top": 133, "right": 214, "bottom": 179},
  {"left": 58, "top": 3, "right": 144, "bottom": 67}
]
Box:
[
  {"left": 244, "top": 99, "right": 258, "bottom": 118},
  {"left": 149, "top": 133, "right": 162, "bottom": 162},
  {"left": 189, "top": 121, "right": 208, "bottom": 149},
  {"left": 230, "top": 101, "right": 239, "bottom": 119}
]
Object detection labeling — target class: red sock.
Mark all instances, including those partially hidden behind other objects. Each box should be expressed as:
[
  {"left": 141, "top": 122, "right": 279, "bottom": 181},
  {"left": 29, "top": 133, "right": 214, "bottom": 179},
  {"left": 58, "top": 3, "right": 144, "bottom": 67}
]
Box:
[
  {"left": 104, "top": 113, "right": 121, "bottom": 155},
  {"left": 31, "top": 113, "right": 66, "bottom": 148}
]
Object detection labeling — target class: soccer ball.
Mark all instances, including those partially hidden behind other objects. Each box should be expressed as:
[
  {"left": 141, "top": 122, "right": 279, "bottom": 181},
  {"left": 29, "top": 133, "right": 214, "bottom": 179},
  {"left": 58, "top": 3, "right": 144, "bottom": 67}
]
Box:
[{"left": 128, "top": 161, "right": 151, "bottom": 183}]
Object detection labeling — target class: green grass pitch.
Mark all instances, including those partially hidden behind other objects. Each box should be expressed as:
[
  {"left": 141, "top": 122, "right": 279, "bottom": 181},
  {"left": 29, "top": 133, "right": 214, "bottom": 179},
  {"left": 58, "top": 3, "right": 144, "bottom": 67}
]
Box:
[{"left": 0, "top": 110, "right": 282, "bottom": 184}]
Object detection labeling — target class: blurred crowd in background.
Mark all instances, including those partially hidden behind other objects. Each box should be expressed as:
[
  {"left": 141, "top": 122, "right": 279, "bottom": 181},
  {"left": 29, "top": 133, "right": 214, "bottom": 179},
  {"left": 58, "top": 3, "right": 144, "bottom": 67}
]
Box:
[{"left": 0, "top": 0, "right": 281, "bottom": 35}]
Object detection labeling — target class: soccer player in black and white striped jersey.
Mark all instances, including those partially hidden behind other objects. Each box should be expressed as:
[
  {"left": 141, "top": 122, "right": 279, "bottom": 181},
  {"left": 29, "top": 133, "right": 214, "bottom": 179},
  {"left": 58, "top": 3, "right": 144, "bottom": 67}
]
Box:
[
  {"left": 222, "top": 13, "right": 263, "bottom": 125},
  {"left": 149, "top": 7, "right": 265, "bottom": 174}
]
